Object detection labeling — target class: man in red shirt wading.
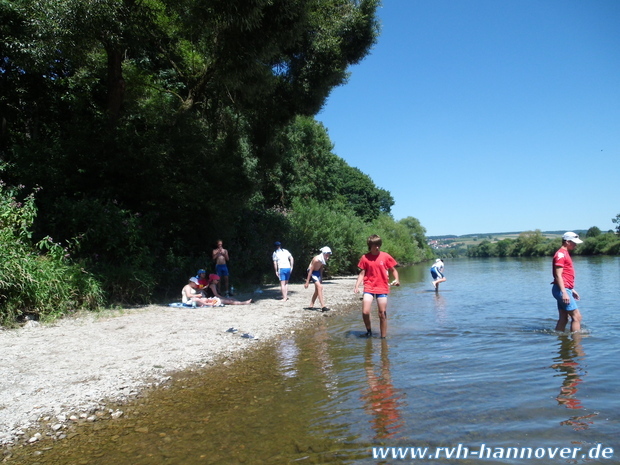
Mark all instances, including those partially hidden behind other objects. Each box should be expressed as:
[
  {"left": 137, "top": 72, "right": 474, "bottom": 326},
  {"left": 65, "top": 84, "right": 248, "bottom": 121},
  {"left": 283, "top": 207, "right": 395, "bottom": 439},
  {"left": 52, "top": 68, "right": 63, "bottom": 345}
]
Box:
[
  {"left": 354, "top": 235, "right": 400, "bottom": 339},
  {"left": 552, "top": 232, "right": 583, "bottom": 332}
]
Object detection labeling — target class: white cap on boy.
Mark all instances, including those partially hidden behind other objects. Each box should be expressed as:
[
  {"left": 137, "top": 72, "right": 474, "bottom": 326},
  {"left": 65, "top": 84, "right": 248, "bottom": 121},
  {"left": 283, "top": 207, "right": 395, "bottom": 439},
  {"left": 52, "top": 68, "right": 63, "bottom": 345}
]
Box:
[{"left": 562, "top": 232, "right": 583, "bottom": 244}]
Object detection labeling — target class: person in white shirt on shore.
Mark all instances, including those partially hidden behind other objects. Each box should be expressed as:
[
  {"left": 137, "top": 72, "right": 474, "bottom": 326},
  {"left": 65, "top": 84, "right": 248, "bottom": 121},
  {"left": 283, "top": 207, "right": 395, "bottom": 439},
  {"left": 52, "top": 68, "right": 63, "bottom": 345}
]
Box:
[{"left": 273, "top": 241, "right": 294, "bottom": 301}]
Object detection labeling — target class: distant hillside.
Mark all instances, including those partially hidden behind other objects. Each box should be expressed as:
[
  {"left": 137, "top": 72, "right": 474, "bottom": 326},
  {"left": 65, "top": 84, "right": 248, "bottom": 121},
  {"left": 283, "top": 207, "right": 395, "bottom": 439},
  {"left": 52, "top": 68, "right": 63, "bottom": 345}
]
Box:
[
  {"left": 426, "top": 230, "right": 590, "bottom": 255},
  {"left": 428, "top": 230, "right": 585, "bottom": 240}
]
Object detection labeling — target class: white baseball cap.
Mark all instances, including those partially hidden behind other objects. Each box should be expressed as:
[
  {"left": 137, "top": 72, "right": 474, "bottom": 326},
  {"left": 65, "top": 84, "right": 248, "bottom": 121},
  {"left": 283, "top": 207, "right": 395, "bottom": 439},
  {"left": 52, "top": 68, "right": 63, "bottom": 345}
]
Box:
[
  {"left": 320, "top": 246, "right": 332, "bottom": 254},
  {"left": 562, "top": 232, "right": 583, "bottom": 244}
]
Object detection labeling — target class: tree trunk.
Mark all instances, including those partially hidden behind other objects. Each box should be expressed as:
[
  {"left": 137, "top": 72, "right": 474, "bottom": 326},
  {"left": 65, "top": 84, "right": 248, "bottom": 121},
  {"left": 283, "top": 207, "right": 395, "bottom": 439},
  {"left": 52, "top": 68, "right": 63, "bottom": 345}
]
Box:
[{"left": 106, "top": 47, "right": 126, "bottom": 125}]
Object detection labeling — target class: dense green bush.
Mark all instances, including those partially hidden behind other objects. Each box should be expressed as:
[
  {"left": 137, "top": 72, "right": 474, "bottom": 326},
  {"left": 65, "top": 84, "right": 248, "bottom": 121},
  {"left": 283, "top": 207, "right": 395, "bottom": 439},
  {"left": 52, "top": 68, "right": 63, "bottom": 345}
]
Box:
[
  {"left": 580, "top": 232, "right": 620, "bottom": 255},
  {"left": 373, "top": 215, "right": 435, "bottom": 265},
  {"left": 287, "top": 198, "right": 366, "bottom": 277},
  {"left": 0, "top": 183, "right": 104, "bottom": 325},
  {"left": 41, "top": 196, "right": 161, "bottom": 304},
  {"left": 285, "top": 201, "right": 434, "bottom": 279}
]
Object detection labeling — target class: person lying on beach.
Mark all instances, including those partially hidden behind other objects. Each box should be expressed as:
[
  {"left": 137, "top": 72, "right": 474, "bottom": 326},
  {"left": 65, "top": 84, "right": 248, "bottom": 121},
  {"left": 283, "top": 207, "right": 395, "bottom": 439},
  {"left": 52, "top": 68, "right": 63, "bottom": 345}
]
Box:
[
  {"left": 206, "top": 274, "right": 252, "bottom": 305},
  {"left": 182, "top": 277, "right": 221, "bottom": 307}
]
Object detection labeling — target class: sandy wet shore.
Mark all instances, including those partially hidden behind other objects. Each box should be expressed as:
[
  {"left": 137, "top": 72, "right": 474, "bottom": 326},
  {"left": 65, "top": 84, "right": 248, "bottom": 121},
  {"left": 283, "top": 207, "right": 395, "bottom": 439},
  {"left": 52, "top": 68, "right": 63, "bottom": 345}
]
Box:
[{"left": 0, "top": 277, "right": 358, "bottom": 449}]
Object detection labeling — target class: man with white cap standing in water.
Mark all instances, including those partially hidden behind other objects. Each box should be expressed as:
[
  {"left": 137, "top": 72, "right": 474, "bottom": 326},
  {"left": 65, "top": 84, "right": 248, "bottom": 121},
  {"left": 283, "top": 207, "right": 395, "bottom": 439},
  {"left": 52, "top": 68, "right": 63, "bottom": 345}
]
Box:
[
  {"left": 304, "top": 246, "right": 332, "bottom": 312},
  {"left": 552, "top": 232, "right": 584, "bottom": 332}
]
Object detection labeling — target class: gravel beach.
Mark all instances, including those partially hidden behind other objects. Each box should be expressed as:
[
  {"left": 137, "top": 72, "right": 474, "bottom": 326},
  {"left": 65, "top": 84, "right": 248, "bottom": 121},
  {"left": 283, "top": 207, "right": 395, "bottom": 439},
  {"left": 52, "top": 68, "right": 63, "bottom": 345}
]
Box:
[{"left": 0, "top": 277, "right": 358, "bottom": 449}]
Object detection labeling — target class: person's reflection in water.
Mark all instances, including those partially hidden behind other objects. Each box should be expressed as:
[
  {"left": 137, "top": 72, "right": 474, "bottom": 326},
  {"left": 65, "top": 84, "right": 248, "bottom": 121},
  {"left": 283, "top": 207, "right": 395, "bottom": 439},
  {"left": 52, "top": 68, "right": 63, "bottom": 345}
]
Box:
[
  {"left": 433, "top": 291, "right": 447, "bottom": 325},
  {"left": 275, "top": 338, "right": 300, "bottom": 382},
  {"left": 551, "top": 333, "right": 597, "bottom": 430},
  {"left": 310, "top": 322, "right": 338, "bottom": 396},
  {"left": 361, "top": 338, "right": 405, "bottom": 439}
]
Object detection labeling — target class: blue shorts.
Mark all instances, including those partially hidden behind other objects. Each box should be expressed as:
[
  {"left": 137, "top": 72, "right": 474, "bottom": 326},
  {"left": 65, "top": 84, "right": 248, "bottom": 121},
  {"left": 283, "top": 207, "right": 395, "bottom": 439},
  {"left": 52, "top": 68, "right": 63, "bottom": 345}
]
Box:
[
  {"left": 364, "top": 292, "right": 388, "bottom": 299},
  {"left": 430, "top": 267, "right": 443, "bottom": 279},
  {"left": 552, "top": 284, "right": 579, "bottom": 311},
  {"left": 310, "top": 270, "right": 322, "bottom": 283},
  {"left": 279, "top": 268, "right": 291, "bottom": 281},
  {"left": 216, "top": 264, "right": 229, "bottom": 277}
]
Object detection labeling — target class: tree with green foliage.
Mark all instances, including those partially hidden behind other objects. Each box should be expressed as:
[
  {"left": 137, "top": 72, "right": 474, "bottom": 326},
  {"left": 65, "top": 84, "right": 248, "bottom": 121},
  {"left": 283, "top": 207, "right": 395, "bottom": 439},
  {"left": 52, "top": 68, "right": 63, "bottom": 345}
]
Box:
[
  {"left": 512, "top": 230, "right": 546, "bottom": 256},
  {"left": 0, "top": 0, "right": 439, "bottom": 324},
  {"left": 495, "top": 238, "right": 515, "bottom": 257},
  {"left": 287, "top": 197, "right": 366, "bottom": 276},
  {"left": 398, "top": 217, "right": 431, "bottom": 253},
  {"left": 1, "top": 0, "right": 384, "bottom": 307},
  {"left": 261, "top": 116, "right": 393, "bottom": 221},
  {"left": 368, "top": 214, "right": 433, "bottom": 264},
  {"left": 613, "top": 214, "right": 620, "bottom": 235},
  {"left": 580, "top": 231, "right": 620, "bottom": 255},
  {"left": 468, "top": 240, "right": 496, "bottom": 257}
]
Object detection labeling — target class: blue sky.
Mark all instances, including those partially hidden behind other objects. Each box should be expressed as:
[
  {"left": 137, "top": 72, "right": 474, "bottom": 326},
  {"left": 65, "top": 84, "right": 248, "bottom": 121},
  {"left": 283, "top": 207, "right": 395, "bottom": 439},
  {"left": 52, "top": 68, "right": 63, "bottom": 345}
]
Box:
[{"left": 316, "top": 0, "right": 620, "bottom": 236}]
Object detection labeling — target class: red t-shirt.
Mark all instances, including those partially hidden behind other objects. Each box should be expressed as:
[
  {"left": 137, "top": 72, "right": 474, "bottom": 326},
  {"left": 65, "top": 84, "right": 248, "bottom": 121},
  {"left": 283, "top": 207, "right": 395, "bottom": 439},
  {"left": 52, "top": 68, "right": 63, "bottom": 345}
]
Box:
[
  {"left": 552, "top": 247, "right": 575, "bottom": 289},
  {"left": 358, "top": 251, "right": 398, "bottom": 294}
]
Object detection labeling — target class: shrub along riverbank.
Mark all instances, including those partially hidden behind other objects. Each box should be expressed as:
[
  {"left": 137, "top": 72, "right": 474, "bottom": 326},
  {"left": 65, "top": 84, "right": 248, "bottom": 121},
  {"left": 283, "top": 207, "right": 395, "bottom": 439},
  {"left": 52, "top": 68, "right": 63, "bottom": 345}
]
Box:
[
  {"left": 0, "top": 181, "right": 434, "bottom": 326},
  {"left": 0, "top": 183, "right": 104, "bottom": 325}
]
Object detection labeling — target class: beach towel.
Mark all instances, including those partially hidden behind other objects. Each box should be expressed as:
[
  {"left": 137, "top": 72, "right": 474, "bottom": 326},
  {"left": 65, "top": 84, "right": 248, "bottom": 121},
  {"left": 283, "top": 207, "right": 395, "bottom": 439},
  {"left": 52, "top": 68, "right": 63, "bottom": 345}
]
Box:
[{"left": 168, "top": 302, "right": 225, "bottom": 308}]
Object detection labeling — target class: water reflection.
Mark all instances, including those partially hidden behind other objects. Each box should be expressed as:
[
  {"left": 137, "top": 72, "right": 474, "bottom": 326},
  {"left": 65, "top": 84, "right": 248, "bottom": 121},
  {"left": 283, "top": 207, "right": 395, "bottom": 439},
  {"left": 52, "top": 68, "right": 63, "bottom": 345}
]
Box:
[
  {"left": 551, "top": 333, "right": 598, "bottom": 430},
  {"left": 309, "top": 323, "right": 340, "bottom": 397},
  {"left": 276, "top": 337, "right": 300, "bottom": 380},
  {"left": 361, "top": 338, "right": 406, "bottom": 439},
  {"left": 433, "top": 291, "right": 447, "bottom": 325}
]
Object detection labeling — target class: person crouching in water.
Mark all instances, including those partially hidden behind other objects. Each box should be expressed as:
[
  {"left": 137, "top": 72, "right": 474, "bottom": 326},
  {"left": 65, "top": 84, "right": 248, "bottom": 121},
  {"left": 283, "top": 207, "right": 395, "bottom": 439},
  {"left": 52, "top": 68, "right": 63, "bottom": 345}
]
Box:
[
  {"left": 182, "top": 277, "right": 221, "bottom": 307},
  {"left": 430, "top": 259, "right": 446, "bottom": 291},
  {"left": 354, "top": 235, "right": 399, "bottom": 338},
  {"left": 205, "top": 274, "right": 252, "bottom": 305}
]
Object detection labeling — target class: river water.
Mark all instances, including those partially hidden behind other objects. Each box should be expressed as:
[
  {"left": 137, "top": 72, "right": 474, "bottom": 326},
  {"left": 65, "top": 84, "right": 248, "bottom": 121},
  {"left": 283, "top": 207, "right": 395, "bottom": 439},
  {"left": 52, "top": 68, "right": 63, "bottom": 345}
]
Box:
[{"left": 10, "top": 257, "right": 620, "bottom": 464}]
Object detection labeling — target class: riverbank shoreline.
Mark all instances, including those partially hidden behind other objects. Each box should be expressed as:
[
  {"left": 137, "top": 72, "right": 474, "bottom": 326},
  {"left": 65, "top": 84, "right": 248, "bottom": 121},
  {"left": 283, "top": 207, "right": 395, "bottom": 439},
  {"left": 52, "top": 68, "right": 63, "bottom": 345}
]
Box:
[{"left": 0, "top": 276, "right": 359, "bottom": 450}]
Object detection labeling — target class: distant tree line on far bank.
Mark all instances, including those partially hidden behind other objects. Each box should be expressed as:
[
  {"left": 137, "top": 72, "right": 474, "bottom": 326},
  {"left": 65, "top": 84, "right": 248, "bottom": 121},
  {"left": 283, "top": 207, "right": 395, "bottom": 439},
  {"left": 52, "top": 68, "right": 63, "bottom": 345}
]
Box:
[{"left": 442, "top": 222, "right": 620, "bottom": 259}]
